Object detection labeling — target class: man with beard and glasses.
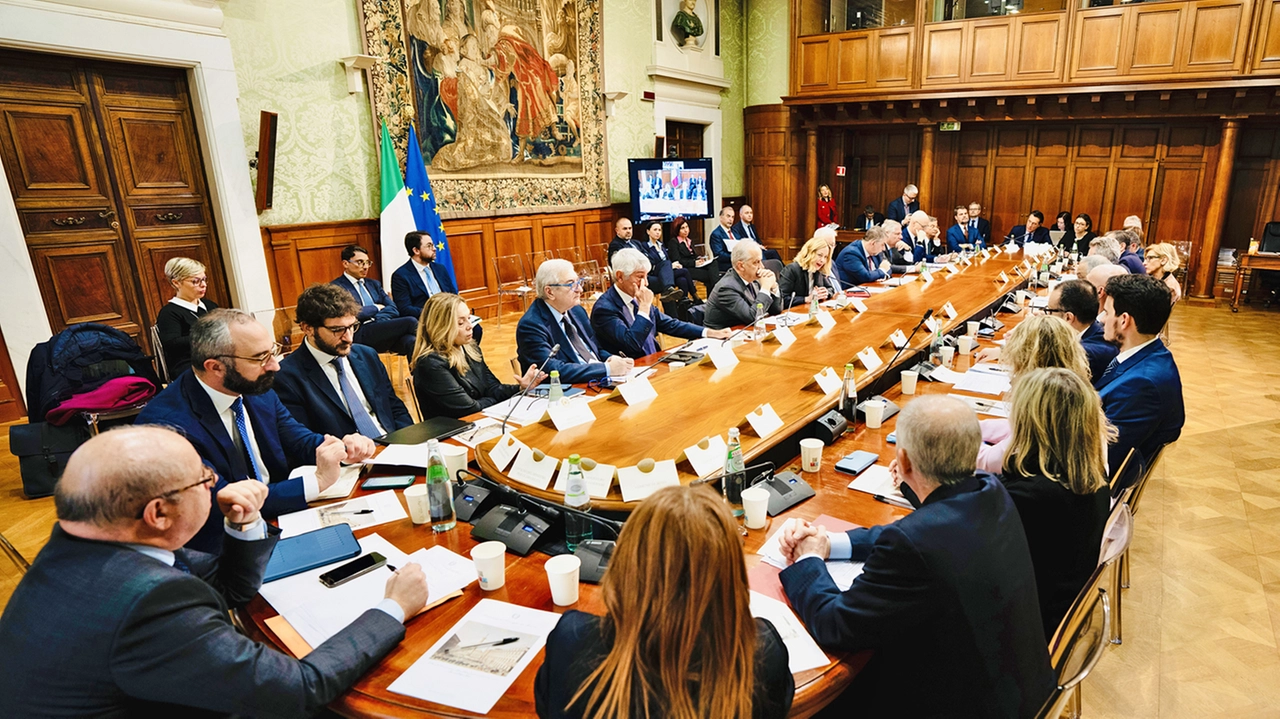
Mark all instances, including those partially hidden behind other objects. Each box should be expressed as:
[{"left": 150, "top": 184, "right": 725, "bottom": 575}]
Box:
[
  {"left": 275, "top": 284, "right": 413, "bottom": 439},
  {"left": 138, "top": 309, "right": 376, "bottom": 553}
]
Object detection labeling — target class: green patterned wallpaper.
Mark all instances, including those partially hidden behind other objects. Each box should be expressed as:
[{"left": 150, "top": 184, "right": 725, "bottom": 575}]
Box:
[
  {"left": 220, "top": 0, "right": 379, "bottom": 225},
  {"left": 745, "top": 0, "right": 790, "bottom": 107},
  {"left": 602, "top": 0, "right": 657, "bottom": 204},
  {"left": 721, "top": 0, "right": 745, "bottom": 197}
]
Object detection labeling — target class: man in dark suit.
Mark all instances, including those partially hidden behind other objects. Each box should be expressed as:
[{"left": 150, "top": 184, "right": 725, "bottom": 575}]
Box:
[
  {"left": 1004, "top": 210, "right": 1051, "bottom": 245},
  {"left": 729, "top": 204, "right": 781, "bottom": 261},
  {"left": 704, "top": 240, "right": 784, "bottom": 330},
  {"left": 137, "top": 308, "right": 375, "bottom": 553},
  {"left": 1096, "top": 274, "right": 1184, "bottom": 483},
  {"left": 709, "top": 205, "right": 737, "bottom": 271},
  {"left": 1050, "top": 279, "right": 1119, "bottom": 384},
  {"left": 834, "top": 223, "right": 891, "bottom": 286},
  {"left": 516, "top": 258, "right": 634, "bottom": 384},
  {"left": 776, "top": 396, "right": 1054, "bottom": 717},
  {"left": 591, "top": 248, "right": 731, "bottom": 357},
  {"left": 0, "top": 426, "right": 429, "bottom": 717},
  {"left": 967, "top": 201, "right": 993, "bottom": 246},
  {"left": 275, "top": 284, "right": 413, "bottom": 440},
  {"left": 947, "top": 205, "right": 983, "bottom": 252},
  {"left": 392, "top": 232, "right": 483, "bottom": 343},
  {"left": 332, "top": 245, "right": 418, "bottom": 356},
  {"left": 884, "top": 184, "right": 919, "bottom": 222},
  {"left": 856, "top": 204, "right": 886, "bottom": 231},
  {"left": 1114, "top": 229, "right": 1148, "bottom": 274},
  {"left": 606, "top": 217, "right": 646, "bottom": 261}
]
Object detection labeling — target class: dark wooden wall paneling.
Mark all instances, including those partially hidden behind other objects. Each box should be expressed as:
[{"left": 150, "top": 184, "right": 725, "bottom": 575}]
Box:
[{"left": 745, "top": 105, "right": 808, "bottom": 256}]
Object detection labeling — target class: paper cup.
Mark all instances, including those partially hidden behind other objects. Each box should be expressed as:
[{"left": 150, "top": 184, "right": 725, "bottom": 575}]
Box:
[
  {"left": 901, "top": 370, "right": 919, "bottom": 395},
  {"left": 799, "top": 438, "right": 824, "bottom": 473},
  {"left": 668, "top": 361, "right": 685, "bottom": 369},
  {"left": 404, "top": 484, "right": 430, "bottom": 525},
  {"left": 545, "top": 554, "right": 581, "bottom": 606},
  {"left": 940, "top": 346, "right": 956, "bottom": 367},
  {"left": 742, "top": 486, "right": 770, "bottom": 529},
  {"left": 441, "top": 444, "right": 469, "bottom": 484},
  {"left": 967, "top": 320, "right": 979, "bottom": 336},
  {"left": 958, "top": 335, "right": 975, "bottom": 355},
  {"left": 865, "top": 399, "right": 887, "bottom": 429},
  {"left": 471, "top": 541, "right": 507, "bottom": 591}
]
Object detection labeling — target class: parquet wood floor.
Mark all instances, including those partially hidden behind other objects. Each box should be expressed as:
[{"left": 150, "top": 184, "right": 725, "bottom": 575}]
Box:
[{"left": 1, "top": 303, "right": 1277, "bottom": 717}]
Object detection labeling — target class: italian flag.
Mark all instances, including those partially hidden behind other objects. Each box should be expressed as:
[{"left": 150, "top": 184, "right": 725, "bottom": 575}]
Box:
[{"left": 378, "top": 121, "right": 417, "bottom": 285}]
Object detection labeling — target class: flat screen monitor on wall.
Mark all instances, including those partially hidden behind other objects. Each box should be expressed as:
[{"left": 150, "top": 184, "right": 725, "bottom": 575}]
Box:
[{"left": 628, "top": 158, "right": 715, "bottom": 222}]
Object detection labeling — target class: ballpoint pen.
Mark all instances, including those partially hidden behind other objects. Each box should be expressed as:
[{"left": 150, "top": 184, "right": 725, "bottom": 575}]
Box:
[
  {"left": 874, "top": 494, "right": 913, "bottom": 510},
  {"left": 328, "top": 508, "right": 374, "bottom": 516},
  {"left": 457, "top": 637, "right": 520, "bottom": 649}
]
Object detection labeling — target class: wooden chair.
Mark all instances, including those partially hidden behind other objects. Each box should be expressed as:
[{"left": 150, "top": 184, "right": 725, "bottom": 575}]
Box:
[
  {"left": 403, "top": 375, "right": 422, "bottom": 423},
  {"left": 1040, "top": 564, "right": 1114, "bottom": 719},
  {"left": 1099, "top": 491, "right": 1134, "bottom": 645},
  {"left": 491, "top": 255, "right": 534, "bottom": 327},
  {"left": 0, "top": 530, "right": 29, "bottom": 574},
  {"left": 149, "top": 324, "right": 170, "bottom": 385}
]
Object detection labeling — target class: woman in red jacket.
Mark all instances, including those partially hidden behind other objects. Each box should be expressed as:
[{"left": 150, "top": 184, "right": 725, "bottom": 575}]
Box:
[{"left": 817, "top": 184, "right": 837, "bottom": 227}]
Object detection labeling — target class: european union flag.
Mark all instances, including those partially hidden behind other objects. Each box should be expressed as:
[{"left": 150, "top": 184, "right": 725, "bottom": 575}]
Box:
[{"left": 404, "top": 125, "right": 456, "bottom": 288}]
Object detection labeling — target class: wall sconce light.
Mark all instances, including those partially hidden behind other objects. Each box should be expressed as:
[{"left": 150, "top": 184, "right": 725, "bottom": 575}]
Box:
[
  {"left": 604, "top": 91, "right": 629, "bottom": 117},
  {"left": 339, "top": 55, "right": 379, "bottom": 94}
]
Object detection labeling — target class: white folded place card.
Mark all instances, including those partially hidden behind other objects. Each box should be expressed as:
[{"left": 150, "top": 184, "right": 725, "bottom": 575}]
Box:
[
  {"left": 815, "top": 310, "right": 836, "bottom": 329},
  {"left": 892, "top": 329, "right": 909, "bottom": 347},
  {"left": 508, "top": 446, "right": 559, "bottom": 490},
  {"left": 553, "top": 459, "right": 616, "bottom": 498},
  {"left": 488, "top": 434, "right": 526, "bottom": 472},
  {"left": 857, "top": 347, "right": 883, "bottom": 372},
  {"left": 943, "top": 301, "right": 958, "bottom": 319},
  {"left": 707, "top": 345, "right": 739, "bottom": 370},
  {"left": 961, "top": 255, "right": 973, "bottom": 266},
  {"left": 998, "top": 271, "right": 1010, "bottom": 283},
  {"left": 813, "top": 366, "right": 843, "bottom": 395},
  {"left": 745, "top": 403, "right": 784, "bottom": 439},
  {"left": 920, "top": 270, "right": 934, "bottom": 285},
  {"left": 851, "top": 298, "right": 870, "bottom": 313},
  {"left": 683, "top": 434, "right": 729, "bottom": 477},
  {"left": 770, "top": 325, "right": 797, "bottom": 347},
  {"left": 1017, "top": 289, "right": 1036, "bottom": 303},
  {"left": 617, "top": 459, "right": 680, "bottom": 502},
  {"left": 924, "top": 317, "right": 940, "bottom": 334},
  {"left": 945, "top": 263, "right": 960, "bottom": 275},
  {"left": 545, "top": 398, "right": 596, "bottom": 431},
  {"left": 616, "top": 376, "right": 658, "bottom": 405}
]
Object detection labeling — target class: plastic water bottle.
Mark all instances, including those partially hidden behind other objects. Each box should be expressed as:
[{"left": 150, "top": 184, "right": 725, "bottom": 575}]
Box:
[
  {"left": 563, "top": 454, "right": 592, "bottom": 551},
  {"left": 929, "top": 328, "right": 944, "bottom": 365},
  {"left": 839, "top": 363, "right": 858, "bottom": 424},
  {"left": 809, "top": 292, "right": 819, "bottom": 320},
  {"left": 754, "top": 302, "right": 765, "bottom": 340},
  {"left": 426, "top": 439, "right": 455, "bottom": 532},
  {"left": 547, "top": 370, "right": 562, "bottom": 402},
  {"left": 723, "top": 428, "right": 745, "bottom": 517}
]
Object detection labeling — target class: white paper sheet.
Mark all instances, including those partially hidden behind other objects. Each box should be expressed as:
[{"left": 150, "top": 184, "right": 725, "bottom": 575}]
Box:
[
  {"left": 481, "top": 395, "right": 550, "bottom": 426},
  {"left": 290, "top": 464, "right": 363, "bottom": 500},
  {"left": 756, "top": 519, "right": 866, "bottom": 591},
  {"left": 845, "top": 465, "right": 908, "bottom": 506},
  {"left": 949, "top": 393, "right": 1012, "bottom": 418},
  {"left": 952, "top": 370, "right": 1011, "bottom": 396},
  {"left": 544, "top": 398, "right": 596, "bottom": 431},
  {"left": 362, "top": 443, "right": 431, "bottom": 469},
  {"left": 388, "top": 599, "right": 561, "bottom": 714},
  {"left": 749, "top": 590, "right": 831, "bottom": 674},
  {"left": 452, "top": 418, "right": 508, "bottom": 449},
  {"left": 927, "top": 366, "right": 967, "bottom": 384},
  {"left": 667, "top": 337, "right": 720, "bottom": 355},
  {"left": 276, "top": 491, "right": 408, "bottom": 538}
]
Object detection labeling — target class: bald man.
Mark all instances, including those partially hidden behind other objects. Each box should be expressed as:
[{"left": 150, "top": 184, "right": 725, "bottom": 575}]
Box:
[{"left": 0, "top": 426, "right": 428, "bottom": 717}]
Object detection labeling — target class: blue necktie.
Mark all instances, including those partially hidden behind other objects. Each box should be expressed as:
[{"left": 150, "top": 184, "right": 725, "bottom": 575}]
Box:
[
  {"left": 356, "top": 280, "right": 374, "bottom": 307},
  {"left": 1099, "top": 358, "right": 1119, "bottom": 384},
  {"left": 633, "top": 300, "right": 657, "bottom": 356},
  {"left": 172, "top": 551, "right": 192, "bottom": 575},
  {"left": 332, "top": 358, "right": 381, "bottom": 438},
  {"left": 231, "top": 397, "right": 266, "bottom": 483},
  {"left": 422, "top": 264, "right": 441, "bottom": 296}
]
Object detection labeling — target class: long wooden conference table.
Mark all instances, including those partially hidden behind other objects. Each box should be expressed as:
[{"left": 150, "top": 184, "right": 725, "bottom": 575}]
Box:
[{"left": 242, "top": 248, "right": 1038, "bottom": 718}]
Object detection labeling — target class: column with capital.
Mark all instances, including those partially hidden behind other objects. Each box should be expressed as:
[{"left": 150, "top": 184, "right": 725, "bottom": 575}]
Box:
[{"left": 1191, "top": 118, "right": 1241, "bottom": 299}]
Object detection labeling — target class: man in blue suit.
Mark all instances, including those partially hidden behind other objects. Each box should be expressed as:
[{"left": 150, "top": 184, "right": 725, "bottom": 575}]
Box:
[
  {"left": 0, "top": 426, "right": 429, "bottom": 717},
  {"left": 591, "top": 248, "right": 731, "bottom": 357},
  {"left": 1096, "top": 274, "right": 1184, "bottom": 484},
  {"left": 709, "top": 205, "right": 737, "bottom": 271},
  {"left": 332, "top": 245, "right": 418, "bottom": 356},
  {"left": 517, "top": 258, "right": 634, "bottom": 384},
  {"left": 137, "top": 309, "right": 375, "bottom": 553},
  {"left": 729, "top": 205, "right": 781, "bottom": 262},
  {"left": 947, "top": 205, "right": 984, "bottom": 252},
  {"left": 391, "top": 232, "right": 483, "bottom": 343},
  {"left": 1049, "top": 280, "right": 1119, "bottom": 384},
  {"left": 1114, "top": 229, "right": 1148, "bottom": 274},
  {"left": 275, "top": 284, "right": 413, "bottom": 440},
  {"left": 967, "top": 201, "right": 993, "bottom": 246},
  {"left": 834, "top": 224, "right": 891, "bottom": 286},
  {"left": 1004, "top": 210, "right": 1051, "bottom": 245},
  {"left": 776, "top": 396, "right": 1054, "bottom": 717},
  {"left": 884, "top": 183, "right": 919, "bottom": 222}
]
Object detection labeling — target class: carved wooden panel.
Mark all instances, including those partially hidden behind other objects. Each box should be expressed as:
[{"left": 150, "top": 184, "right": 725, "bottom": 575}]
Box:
[
  {"left": 1013, "top": 15, "right": 1064, "bottom": 78},
  {"left": 0, "top": 50, "right": 79, "bottom": 94},
  {"left": 969, "top": 21, "right": 1012, "bottom": 79},
  {"left": 1252, "top": 0, "right": 1280, "bottom": 71},
  {"left": 991, "top": 166, "right": 1027, "bottom": 234},
  {"left": 541, "top": 221, "right": 578, "bottom": 253},
  {"left": 1149, "top": 166, "right": 1203, "bottom": 244},
  {"left": 494, "top": 224, "right": 535, "bottom": 260},
  {"left": 836, "top": 36, "right": 870, "bottom": 87},
  {"left": 103, "top": 109, "right": 199, "bottom": 198},
  {"left": 1069, "top": 166, "right": 1110, "bottom": 225},
  {"left": 131, "top": 203, "right": 205, "bottom": 230},
  {"left": 0, "top": 105, "right": 103, "bottom": 197},
  {"left": 1037, "top": 128, "right": 1070, "bottom": 157},
  {"left": 799, "top": 37, "right": 833, "bottom": 90},
  {"left": 997, "top": 127, "right": 1030, "bottom": 157},
  {"left": 1127, "top": 6, "right": 1183, "bottom": 72},
  {"left": 33, "top": 241, "right": 140, "bottom": 338},
  {"left": 923, "top": 25, "right": 965, "bottom": 85},
  {"left": 1182, "top": 0, "right": 1244, "bottom": 70},
  {"left": 1078, "top": 128, "right": 1114, "bottom": 158},
  {"left": 447, "top": 225, "right": 488, "bottom": 295},
  {"left": 875, "top": 30, "right": 913, "bottom": 85},
  {"left": 1072, "top": 10, "right": 1125, "bottom": 76},
  {"left": 136, "top": 234, "right": 222, "bottom": 320},
  {"left": 1168, "top": 125, "right": 1209, "bottom": 158},
  {"left": 1110, "top": 167, "right": 1156, "bottom": 230}
]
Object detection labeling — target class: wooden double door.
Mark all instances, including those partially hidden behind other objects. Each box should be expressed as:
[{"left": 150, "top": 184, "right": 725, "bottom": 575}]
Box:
[{"left": 0, "top": 49, "right": 229, "bottom": 353}]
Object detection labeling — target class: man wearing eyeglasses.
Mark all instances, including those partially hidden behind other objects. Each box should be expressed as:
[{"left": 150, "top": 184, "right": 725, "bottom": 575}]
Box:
[
  {"left": 0, "top": 426, "right": 430, "bottom": 717},
  {"left": 275, "top": 284, "right": 414, "bottom": 440},
  {"left": 138, "top": 309, "right": 377, "bottom": 553},
  {"left": 516, "top": 259, "right": 634, "bottom": 384},
  {"left": 332, "top": 245, "right": 418, "bottom": 356}
]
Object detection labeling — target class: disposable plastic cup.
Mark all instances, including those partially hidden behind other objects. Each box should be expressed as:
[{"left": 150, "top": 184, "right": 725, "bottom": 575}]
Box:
[
  {"left": 799, "top": 438, "right": 824, "bottom": 473},
  {"left": 404, "top": 485, "right": 430, "bottom": 525},
  {"left": 901, "top": 370, "right": 919, "bottom": 395},
  {"left": 742, "top": 487, "right": 770, "bottom": 529},
  {"left": 865, "top": 399, "right": 887, "bottom": 429},
  {"left": 544, "top": 554, "right": 581, "bottom": 606},
  {"left": 471, "top": 541, "right": 507, "bottom": 591}
]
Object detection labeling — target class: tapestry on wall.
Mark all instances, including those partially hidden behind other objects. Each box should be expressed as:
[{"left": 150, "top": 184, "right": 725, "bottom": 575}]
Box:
[{"left": 359, "top": 0, "right": 609, "bottom": 216}]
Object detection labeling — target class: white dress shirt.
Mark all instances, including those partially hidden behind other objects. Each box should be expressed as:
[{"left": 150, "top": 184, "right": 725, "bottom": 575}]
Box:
[
  {"left": 1115, "top": 337, "right": 1158, "bottom": 365},
  {"left": 302, "top": 338, "right": 386, "bottom": 436},
  {"left": 168, "top": 296, "right": 206, "bottom": 313}
]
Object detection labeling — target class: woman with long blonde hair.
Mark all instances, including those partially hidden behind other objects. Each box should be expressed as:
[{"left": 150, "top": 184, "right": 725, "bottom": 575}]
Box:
[
  {"left": 976, "top": 314, "right": 1092, "bottom": 473},
  {"left": 535, "top": 484, "right": 793, "bottom": 719},
  {"left": 779, "top": 235, "right": 841, "bottom": 307},
  {"left": 1001, "top": 367, "right": 1114, "bottom": 639},
  {"left": 410, "top": 293, "right": 541, "bottom": 418}
]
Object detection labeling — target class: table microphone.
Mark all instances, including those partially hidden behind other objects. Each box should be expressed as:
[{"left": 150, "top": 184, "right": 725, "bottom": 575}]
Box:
[
  {"left": 879, "top": 308, "right": 934, "bottom": 379},
  {"left": 500, "top": 344, "right": 559, "bottom": 434}
]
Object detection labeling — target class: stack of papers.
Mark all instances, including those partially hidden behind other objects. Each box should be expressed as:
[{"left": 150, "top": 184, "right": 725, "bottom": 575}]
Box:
[
  {"left": 749, "top": 590, "right": 831, "bottom": 673},
  {"left": 277, "top": 491, "right": 407, "bottom": 538},
  {"left": 927, "top": 366, "right": 967, "bottom": 384},
  {"left": 290, "top": 464, "right": 363, "bottom": 500},
  {"left": 451, "top": 418, "right": 507, "bottom": 448},
  {"left": 846, "top": 465, "right": 910, "bottom": 508},
  {"left": 951, "top": 365, "right": 1012, "bottom": 395}
]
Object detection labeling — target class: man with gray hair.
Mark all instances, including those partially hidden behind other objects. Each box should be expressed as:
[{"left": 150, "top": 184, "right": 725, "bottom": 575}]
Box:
[
  {"left": 886, "top": 183, "right": 919, "bottom": 222},
  {"left": 0, "top": 426, "right": 428, "bottom": 716},
  {"left": 1088, "top": 234, "right": 1123, "bottom": 263},
  {"left": 1077, "top": 253, "right": 1111, "bottom": 277},
  {"left": 137, "top": 308, "right": 375, "bottom": 553},
  {"left": 703, "top": 239, "right": 784, "bottom": 329},
  {"left": 516, "top": 258, "right": 634, "bottom": 383},
  {"left": 590, "top": 248, "right": 731, "bottom": 357},
  {"left": 776, "top": 395, "right": 1053, "bottom": 717}
]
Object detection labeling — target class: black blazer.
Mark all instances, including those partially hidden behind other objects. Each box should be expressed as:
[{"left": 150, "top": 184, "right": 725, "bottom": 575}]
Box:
[
  {"left": 1065, "top": 231, "right": 1095, "bottom": 255},
  {"left": 704, "top": 269, "right": 784, "bottom": 330},
  {"left": 412, "top": 349, "right": 519, "bottom": 419},
  {"left": 666, "top": 236, "right": 701, "bottom": 267},
  {"left": 780, "top": 472, "right": 1054, "bottom": 718},
  {"left": 274, "top": 341, "right": 413, "bottom": 438},
  {"left": 534, "top": 610, "right": 793, "bottom": 719},
  {"left": 885, "top": 197, "right": 919, "bottom": 222},
  {"left": 155, "top": 299, "right": 218, "bottom": 376},
  {"left": 854, "top": 212, "right": 886, "bottom": 231},
  {"left": 1001, "top": 469, "right": 1111, "bottom": 640},
  {"left": 778, "top": 262, "right": 840, "bottom": 307},
  {"left": 0, "top": 525, "right": 404, "bottom": 718}
]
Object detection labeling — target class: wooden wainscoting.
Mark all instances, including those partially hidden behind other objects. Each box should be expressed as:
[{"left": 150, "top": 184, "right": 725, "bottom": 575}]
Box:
[
  {"left": 261, "top": 206, "right": 617, "bottom": 320},
  {"left": 745, "top": 105, "right": 809, "bottom": 257}
]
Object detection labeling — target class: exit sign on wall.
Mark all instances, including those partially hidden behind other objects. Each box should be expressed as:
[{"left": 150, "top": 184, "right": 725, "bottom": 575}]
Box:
[{"left": 939, "top": 121, "right": 961, "bottom": 131}]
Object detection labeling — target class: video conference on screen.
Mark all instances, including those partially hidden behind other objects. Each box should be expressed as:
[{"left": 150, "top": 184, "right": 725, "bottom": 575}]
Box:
[{"left": 636, "top": 162, "right": 709, "bottom": 218}]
